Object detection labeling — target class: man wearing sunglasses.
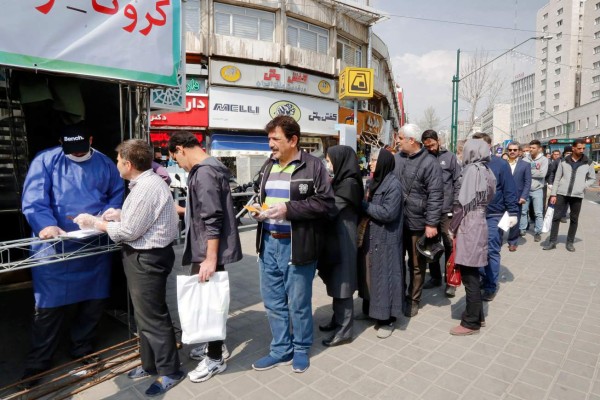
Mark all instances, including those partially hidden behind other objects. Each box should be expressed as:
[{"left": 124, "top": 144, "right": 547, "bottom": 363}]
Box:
[{"left": 506, "top": 142, "right": 531, "bottom": 251}]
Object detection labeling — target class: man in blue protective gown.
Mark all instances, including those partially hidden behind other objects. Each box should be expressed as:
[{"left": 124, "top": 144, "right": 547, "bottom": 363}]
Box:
[{"left": 20, "top": 124, "right": 124, "bottom": 383}]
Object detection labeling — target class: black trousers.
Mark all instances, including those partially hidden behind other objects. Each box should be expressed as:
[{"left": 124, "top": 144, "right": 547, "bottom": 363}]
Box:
[
  {"left": 328, "top": 297, "right": 353, "bottom": 339},
  {"left": 429, "top": 214, "right": 453, "bottom": 282},
  {"left": 459, "top": 265, "right": 483, "bottom": 330},
  {"left": 549, "top": 195, "right": 583, "bottom": 244},
  {"left": 123, "top": 245, "right": 180, "bottom": 376},
  {"left": 403, "top": 229, "right": 426, "bottom": 304},
  {"left": 191, "top": 263, "right": 225, "bottom": 360},
  {"left": 24, "top": 298, "right": 106, "bottom": 371}
]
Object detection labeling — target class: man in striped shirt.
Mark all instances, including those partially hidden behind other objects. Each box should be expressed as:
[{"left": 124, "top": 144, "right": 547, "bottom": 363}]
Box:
[
  {"left": 250, "top": 116, "right": 334, "bottom": 374},
  {"left": 75, "top": 139, "right": 184, "bottom": 396}
]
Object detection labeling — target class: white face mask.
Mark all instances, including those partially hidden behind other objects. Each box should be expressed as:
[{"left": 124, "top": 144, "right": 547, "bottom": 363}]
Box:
[{"left": 66, "top": 150, "right": 92, "bottom": 162}]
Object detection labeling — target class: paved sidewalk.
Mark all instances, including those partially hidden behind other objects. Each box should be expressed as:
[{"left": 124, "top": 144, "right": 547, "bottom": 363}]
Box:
[{"left": 78, "top": 201, "right": 600, "bottom": 400}]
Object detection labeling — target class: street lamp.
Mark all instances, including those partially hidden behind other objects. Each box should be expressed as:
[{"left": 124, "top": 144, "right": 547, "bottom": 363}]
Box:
[{"left": 450, "top": 35, "right": 553, "bottom": 152}]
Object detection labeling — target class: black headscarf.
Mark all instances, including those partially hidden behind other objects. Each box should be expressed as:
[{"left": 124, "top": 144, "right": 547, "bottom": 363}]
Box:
[
  {"left": 368, "top": 148, "right": 395, "bottom": 201},
  {"left": 327, "top": 145, "right": 364, "bottom": 209}
]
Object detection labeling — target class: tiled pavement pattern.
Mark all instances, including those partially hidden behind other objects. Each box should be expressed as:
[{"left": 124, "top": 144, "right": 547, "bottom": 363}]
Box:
[{"left": 77, "top": 200, "right": 600, "bottom": 400}]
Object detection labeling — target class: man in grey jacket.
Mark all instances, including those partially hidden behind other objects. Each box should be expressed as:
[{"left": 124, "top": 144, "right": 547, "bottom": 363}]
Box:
[
  {"left": 167, "top": 131, "right": 243, "bottom": 383},
  {"left": 544, "top": 139, "right": 596, "bottom": 252},
  {"left": 520, "top": 140, "right": 548, "bottom": 242},
  {"left": 421, "top": 130, "right": 461, "bottom": 298},
  {"left": 394, "top": 124, "right": 443, "bottom": 317}
]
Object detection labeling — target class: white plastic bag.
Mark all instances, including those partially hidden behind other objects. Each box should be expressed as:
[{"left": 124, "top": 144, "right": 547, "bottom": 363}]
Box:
[
  {"left": 177, "top": 271, "right": 230, "bottom": 344},
  {"left": 542, "top": 206, "right": 554, "bottom": 233}
]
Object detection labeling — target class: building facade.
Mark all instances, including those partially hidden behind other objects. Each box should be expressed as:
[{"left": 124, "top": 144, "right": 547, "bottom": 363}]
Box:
[
  {"left": 581, "top": 0, "right": 600, "bottom": 105},
  {"left": 534, "top": 0, "right": 584, "bottom": 118},
  {"left": 480, "top": 104, "right": 511, "bottom": 146},
  {"left": 510, "top": 73, "right": 535, "bottom": 137},
  {"left": 156, "top": 0, "right": 401, "bottom": 181}
]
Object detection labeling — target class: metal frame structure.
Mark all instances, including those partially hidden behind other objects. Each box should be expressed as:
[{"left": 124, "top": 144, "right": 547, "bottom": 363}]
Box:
[{"left": 0, "top": 233, "right": 120, "bottom": 274}]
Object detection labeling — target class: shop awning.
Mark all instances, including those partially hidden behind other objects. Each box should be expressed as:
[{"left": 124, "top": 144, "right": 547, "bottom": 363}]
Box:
[{"left": 210, "top": 134, "right": 271, "bottom": 157}]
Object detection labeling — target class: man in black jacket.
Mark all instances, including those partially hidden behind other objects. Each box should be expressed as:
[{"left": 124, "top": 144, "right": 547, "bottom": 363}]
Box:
[
  {"left": 421, "top": 130, "right": 461, "bottom": 297},
  {"left": 167, "top": 131, "right": 243, "bottom": 384},
  {"left": 394, "top": 124, "right": 444, "bottom": 317},
  {"left": 250, "top": 116, "right": 334, "bottom": 374}
]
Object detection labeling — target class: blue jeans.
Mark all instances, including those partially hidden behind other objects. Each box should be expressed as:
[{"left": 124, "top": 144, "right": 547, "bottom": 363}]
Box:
[
  {"left": 519, "top": 189, "right": 544, "bottom": 234},
  {"left": 259, "top": 232, "right": 316, "bottom": 360},
  {"left": 480, "top": 215, "right": 501, "bottom": 293}
]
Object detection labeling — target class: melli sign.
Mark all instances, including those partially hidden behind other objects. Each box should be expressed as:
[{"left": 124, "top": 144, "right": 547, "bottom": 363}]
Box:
[
  {"left": 0, "top": 0, "right": 181, "bottom": 86},
  {"left": 209, "top": 87, "right": 338, "bottom": 136}
]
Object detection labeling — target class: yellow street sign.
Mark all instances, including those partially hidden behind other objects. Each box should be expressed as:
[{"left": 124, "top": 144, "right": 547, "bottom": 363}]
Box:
[{"left": 339, "top": 67, "right": 374, "bottom": 100}]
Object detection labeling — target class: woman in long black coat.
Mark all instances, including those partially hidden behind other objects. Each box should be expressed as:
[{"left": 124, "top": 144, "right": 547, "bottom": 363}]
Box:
[
  {"left": 318, "top": 145, "right": 364, "bottom": 347},
  {"left": 357, "top": 149, "right": 404, "bottom": 339}
]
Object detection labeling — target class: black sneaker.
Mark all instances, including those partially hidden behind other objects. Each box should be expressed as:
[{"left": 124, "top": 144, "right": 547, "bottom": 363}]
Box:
[
  {"left": 482, "top": 290, "right": 497, "bottom": 302},
  {"left": 543, "top": 242, "right": 557, "bottom": 250},
  {"left": 566, "top": 243, "right": 575, "bottom": 252}
]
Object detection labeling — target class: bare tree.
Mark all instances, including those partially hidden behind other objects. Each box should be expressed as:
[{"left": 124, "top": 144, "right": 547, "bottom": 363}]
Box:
[
  {"left": 419, "top": 106, "right": 441, "bottom": 131},
  {"left": 459, "top": 48, "right": 504, "bottom": 134}
]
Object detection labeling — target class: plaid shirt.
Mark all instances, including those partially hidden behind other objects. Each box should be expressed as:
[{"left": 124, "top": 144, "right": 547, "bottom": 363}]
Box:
[{"left": 107, "top": 169, "right": 178, "bottom": 249}]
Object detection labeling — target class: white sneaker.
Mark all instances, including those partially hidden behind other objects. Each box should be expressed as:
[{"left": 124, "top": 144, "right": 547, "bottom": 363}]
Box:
[
  {"left": 189, "top": 343, "right": 230, "bottom": 361},
  {"left": 188, "top": 357, "right": 226, "bottom": 383}
]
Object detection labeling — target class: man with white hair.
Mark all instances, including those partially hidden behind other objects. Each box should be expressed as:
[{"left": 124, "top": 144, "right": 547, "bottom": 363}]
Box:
[{"left": 394, "top": 124, "right": 443, "bottom": 317}]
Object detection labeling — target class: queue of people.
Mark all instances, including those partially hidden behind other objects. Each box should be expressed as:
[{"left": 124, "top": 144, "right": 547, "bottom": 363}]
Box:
[{"left": 18, "top": 116, "right": 596, "bottom": 396}]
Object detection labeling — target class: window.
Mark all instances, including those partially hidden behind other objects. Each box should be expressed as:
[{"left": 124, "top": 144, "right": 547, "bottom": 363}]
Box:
[
  {"left": 543, "top": 13, "right": 548, "bottom": 19},
  {"left": 287, "top": 18, "right": 329, "bottom": 55},
  {"left": 586, "top": 117, "right": 589, "bottom": 129},
  {"left": 596, "top": 17, "right": 600, "bottom": 25},
  {"left": 557, "top": 7, "right": 563, "bottom": 15},
  {"left": 557, "top": 20, "right": 563, "bottom": 27},
  {"left": 543, "top": 25, "right": 548, "bottom": 32},
  {"left": 541, "top": 90, "right": 546, "bottom": 96},
  {"left": 556, "top": 45, "right": 562, "bottom": 52},
  {"left": 593, "top": 75, "right": 600, "bottom": 83},
  {"left": 555, "top": 68, "right": 561, "bottom": 75},
  {"left": 542, "top": 58, "right": 547, "bottom": 64},
  {"left": 596, "top": 2, "right": 600, "bottom": 9},
  {"left": 541, "top": 68, "right": 547, "bottom": 75},
  {"left": 596, "top": 31, "right": 600, "bottom": 39},
  {"left": 214, "top": 3, "right": 275, "bottom": 42},
  {"left": 541, "top": 79, "right": 546, "bottom": 86},
  {"left": 557, "top": 32, "right": 563, "bottom": 39},
  {"left": 596, "top": 115, "right": 599, "bottom": 127},
  {"left": 593, "top": 90, "right": 600, "bottom": 98},
  {"left": 541, "top": 101, "right": 546, "bottom": 107},
  {"left": 554, "top": 80, "right": 560, "bottom": 87},
  {"left": 595, "top": 46, "right": 600, "bottom": 55},
  {"left": 337, "top": 36, "right": 363, "bottom": 67},
  {"left": 542, "top": 47, "right": 547, "bottom": 54},
  {"left": 556, "top": 57, "right": 562, "bottom": 63},
  {"left": 554, "top": 93, "right": 560, "bottom": 99},
  {"left": 553, "top": 105, "right": 559, "bottom": 112},
  {"left": 595, "top": 61, "right": 600, "bottom": 69}
]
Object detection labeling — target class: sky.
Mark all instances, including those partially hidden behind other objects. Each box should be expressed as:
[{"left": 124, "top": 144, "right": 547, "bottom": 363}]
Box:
[{"left": 369, "top": 0, "right": 549, "bottom": 129}]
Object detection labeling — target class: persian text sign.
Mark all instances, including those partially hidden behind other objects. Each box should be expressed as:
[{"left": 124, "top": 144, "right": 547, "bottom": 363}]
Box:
[
  {"left": 0, "top": 0, "right": 181, "bottom": 86},
  {"left": 210, "top": 60, "right": 335, "bottom": 100},
  {"left": 209, "top": 87, "right": 338, "bottom": 136}
]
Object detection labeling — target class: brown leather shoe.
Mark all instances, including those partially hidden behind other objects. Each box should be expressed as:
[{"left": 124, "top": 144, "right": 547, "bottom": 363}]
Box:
[
  {"left": 508, "top": 245, "right": 517, "bottom": 252},
  {"left": 449, "top": 325, "right": 480, "bottom": 336}
]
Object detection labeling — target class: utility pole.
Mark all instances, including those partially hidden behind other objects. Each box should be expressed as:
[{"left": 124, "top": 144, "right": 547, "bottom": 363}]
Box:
[{"left": 450, "top": 49, "right": 460, "bottom": 152}]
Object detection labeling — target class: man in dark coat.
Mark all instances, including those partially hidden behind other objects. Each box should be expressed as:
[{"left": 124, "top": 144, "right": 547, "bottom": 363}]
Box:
[
  {"left": 506, "top": 141, "right": 531, "bottom": 252},
  {"left": 421, "top": 129, "right": 461, "bottom": 298},
  {"left": 472, "top": 133, "right": 519, "bottom": 302},
  {"left": 393, "top": 124, "right": 443, "bottom": 317}
]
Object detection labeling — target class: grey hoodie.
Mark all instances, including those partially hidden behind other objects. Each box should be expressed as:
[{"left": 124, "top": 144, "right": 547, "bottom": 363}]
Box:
[
  {"left": 551, "top": 155, "right": 596, "bottom": 199},
  {"left": 526, "top": 153, "right": 548, "bottom": 192},
  {"left": 182, "top": 157, "right": 243, "bottom": 266}
]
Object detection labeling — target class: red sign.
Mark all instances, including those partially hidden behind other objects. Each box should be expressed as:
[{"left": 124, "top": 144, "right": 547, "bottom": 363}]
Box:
[
  {"left": 150, "top": 131, "right": 203, "bottom": 148},
  {"left": 150, "top": 94, "right": 208, "bottom": 127}
]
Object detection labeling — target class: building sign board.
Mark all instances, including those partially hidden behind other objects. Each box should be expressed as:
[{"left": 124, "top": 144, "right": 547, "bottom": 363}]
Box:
[
  {"left": 209, "top": 87, "right": 338, "bottom": 136},
  {"left": 338, "top": 107, "right": 384, "bottom": 136},
  {"left": 0, "top": 0, "right": 181, "bottom": 86},
  {"left": 150, "top": 94, "right": 208, "bottom": 127},
  {"left": 210, "top": 60, "right": 336, "bottom": 100},
  {"left": 339, "top": 67, "right": 374, "bottom": 100}
]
